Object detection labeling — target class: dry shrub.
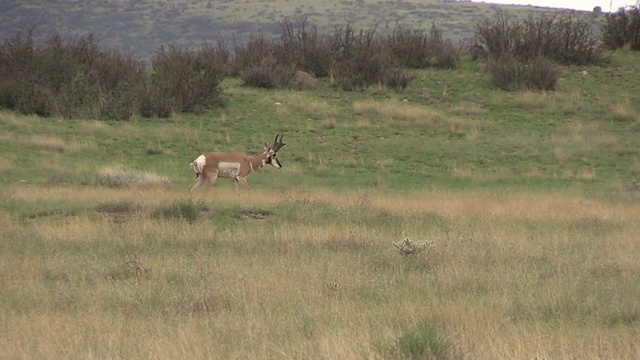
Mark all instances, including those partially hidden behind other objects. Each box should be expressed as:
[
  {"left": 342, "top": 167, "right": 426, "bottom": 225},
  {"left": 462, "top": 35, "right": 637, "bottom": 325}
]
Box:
[
  {"left": 97, "top": 165, "right": 170, "bottom": 188},
  {"left": 295, "top": 70, "right": 317, "bottom": 89}
]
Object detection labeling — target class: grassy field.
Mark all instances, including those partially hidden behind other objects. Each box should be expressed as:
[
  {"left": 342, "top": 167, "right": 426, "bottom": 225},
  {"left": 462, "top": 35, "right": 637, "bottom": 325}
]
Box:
[{"left": 0, "top": 52, "right": 639, "bottom": 358}]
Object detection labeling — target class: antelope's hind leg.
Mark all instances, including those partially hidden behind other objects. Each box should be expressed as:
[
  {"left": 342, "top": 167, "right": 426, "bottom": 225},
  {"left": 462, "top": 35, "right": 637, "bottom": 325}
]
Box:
[{"left": 203, "top": 173, "right": 219, "bottom": 192}]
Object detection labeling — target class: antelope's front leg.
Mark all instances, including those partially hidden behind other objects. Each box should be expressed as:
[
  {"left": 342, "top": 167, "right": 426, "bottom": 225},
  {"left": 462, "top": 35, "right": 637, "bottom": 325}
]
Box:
[{"left": 236, "top": 177, "right": 250, "bottom": 191}]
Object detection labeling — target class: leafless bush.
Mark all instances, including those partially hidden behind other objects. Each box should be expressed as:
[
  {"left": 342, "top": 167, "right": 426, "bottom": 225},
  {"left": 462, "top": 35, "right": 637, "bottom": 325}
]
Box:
[
  {"left": 278, "top": 18, "right": 333, "bottom": 78},
  {"left": 488, "top": 54, "right": 560, "bottom": 91},
  {"left": 148, "top": 43, "right": 227, "bottom": 117},
  {"left": 0, "top": 31, "right": 147, "bottom": 119},
  {"left": 328, "top": 25, "right": 403, "bottom": 90},
  {"left": 385, "top": 23, "right": 459, "bottom": 69},
  {"left": 240, "top": 55, "right": 297, "bottom": 88},
  {"left": 602, "top": 5, "right": 640, "bottom": 50},
  {"left": 230, "top": 34, "right": 277, "bottom": 77},
  {"left": 0, "top": 30, "right": 228, "bottom": 120},
  {"left": 231, "top": 21, "right": 415, "bottom": 91},
  {"left": 473, "top": 11, "right": 603, "bottom": 65}
]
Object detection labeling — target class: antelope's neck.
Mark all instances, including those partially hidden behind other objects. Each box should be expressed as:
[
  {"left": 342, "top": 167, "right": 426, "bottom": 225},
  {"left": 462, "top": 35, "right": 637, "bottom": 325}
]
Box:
[{"left": 248, "top": 152, "right": 269, "bottom": 173}]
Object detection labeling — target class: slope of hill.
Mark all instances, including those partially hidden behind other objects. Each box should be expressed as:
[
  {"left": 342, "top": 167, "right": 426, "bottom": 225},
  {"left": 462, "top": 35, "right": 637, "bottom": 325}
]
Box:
[{"left": 0, "top": 0, "right": 603, "bottom": 62}]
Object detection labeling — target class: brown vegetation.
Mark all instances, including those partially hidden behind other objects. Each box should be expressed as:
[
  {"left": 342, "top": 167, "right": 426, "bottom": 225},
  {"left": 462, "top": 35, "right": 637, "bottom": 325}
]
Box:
[{"left": 1, "top": 186, "right": 638, "bottom": 358}]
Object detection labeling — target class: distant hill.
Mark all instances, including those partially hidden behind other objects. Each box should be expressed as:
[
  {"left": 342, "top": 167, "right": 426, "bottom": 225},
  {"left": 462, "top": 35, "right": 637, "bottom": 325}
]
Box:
[{"left": 0, "top": 0, "right": 604, "bottom": 63}]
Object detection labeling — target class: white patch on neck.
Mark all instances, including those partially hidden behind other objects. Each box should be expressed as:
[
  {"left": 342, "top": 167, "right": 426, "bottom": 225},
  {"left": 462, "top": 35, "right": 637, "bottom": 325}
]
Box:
[{"left": 218, "top": 162, "right": 241, "bottom": 178}]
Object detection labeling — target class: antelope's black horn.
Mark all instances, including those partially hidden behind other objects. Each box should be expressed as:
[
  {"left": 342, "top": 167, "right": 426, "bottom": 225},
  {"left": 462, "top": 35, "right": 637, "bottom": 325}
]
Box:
[{"left": 271, "top": 133, "right": 285, "bottom": 152}]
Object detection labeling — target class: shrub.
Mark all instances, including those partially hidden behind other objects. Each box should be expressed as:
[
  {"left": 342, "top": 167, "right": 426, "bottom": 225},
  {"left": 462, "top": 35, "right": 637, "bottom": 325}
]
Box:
[
  {"left": 230, "top": 34, "right": 277, "bottom": 77},
  {"left": 148, "top": 43, "right": 227, "bottom": 117},
  {"left": 473, "top": 11, "right": 603, "bottom": 65},
  {"left": 541, "top": 14, "right": 603, "bottom": 65},
  {"left": 487, "top": 54, "right": 560, "bottom": 91},
  {"left": 231, "top": 21, "right": 415, "bottom": 91},
  {"left": 471, "top": 11, "right": 519, "bottom": 60},
  {"left": 0, "top": 31, "right": 148, "bottom": 120},
  {"left": 278, "top": 18, "right": 333, "bottom": 78},
  {"left": 328, "top": 25, "right": 401, "bottom": 90},
  {"left": 383, "top": 69, "right": 415, "bottom": 90},
  {"left": 602, "top": 5, "right": 640, "bottom": 50},
  {"left": 0, "top": 30, "right": 228, "bottom": 120},
  {"left": 240, "top": 55, "right": 297, "bottom": 89},
  {"left": 523, "top": 56, "right": 562, "bottom": 90},
  {"left": 385, "top": 23, "right": 459, "bottom": 70}
]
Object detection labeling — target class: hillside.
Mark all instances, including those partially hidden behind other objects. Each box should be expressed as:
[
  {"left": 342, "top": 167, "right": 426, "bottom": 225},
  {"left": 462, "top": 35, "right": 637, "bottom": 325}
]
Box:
[{"left": 0, "top": 0, "right": 604, "bottom": 62}]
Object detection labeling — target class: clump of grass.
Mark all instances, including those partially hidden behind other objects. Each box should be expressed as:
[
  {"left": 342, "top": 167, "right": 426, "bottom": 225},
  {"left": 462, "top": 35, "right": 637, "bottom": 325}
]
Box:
[
  {"left": 103, "top": 250, "right": 150, "bottom": 282},
  {"left": 153, "top": 199, "right": 208, "bottom": 224},
  {"left": 322, "top": 117, "right": 337, "bottom": 129},
  {"left": 352, "top": 98, "right": 440, "bottom": 123},
  {"left": 611, "top": 99, "right": 637, "bottom": 121},
  {"left": 94, "top": 200, "right": 140, "bottom": 214},
  {"left": 173, "top": 199, "right": 203, "bottom": 224},
  {"left": 393, "top": 238, "right": 434, "bottom": 256},
  {"left": 174, "top": 291, "right": 231, "bottom": 316},
  {"left": 97, "top": 165, "right": 170, "bottom": 188},
  {"left": 382, "top": 321, "right": 453, "bottom": 360}
]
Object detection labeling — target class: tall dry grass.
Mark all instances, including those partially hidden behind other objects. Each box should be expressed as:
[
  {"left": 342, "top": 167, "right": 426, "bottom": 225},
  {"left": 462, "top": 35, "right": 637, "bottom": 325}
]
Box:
[{"left": 1, "top": 185, "right": 639, "bottom": 359}]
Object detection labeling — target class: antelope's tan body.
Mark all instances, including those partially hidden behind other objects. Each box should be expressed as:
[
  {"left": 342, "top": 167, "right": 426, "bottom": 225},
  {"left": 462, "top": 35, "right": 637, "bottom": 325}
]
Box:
[{"left": 189, "top": 134, "right": 286, "bottom": 192}]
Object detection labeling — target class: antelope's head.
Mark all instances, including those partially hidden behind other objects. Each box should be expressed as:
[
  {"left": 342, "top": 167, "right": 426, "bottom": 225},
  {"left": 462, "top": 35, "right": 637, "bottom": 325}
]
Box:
[{"left": 265, "top": 134, "right": 286, "bottom": 168}]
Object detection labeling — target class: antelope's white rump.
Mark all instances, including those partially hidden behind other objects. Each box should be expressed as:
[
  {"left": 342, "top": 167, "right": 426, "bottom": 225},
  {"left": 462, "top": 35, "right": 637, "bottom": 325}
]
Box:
[{"left": 190, "top": 155, "right": 206, "bottom": 174}]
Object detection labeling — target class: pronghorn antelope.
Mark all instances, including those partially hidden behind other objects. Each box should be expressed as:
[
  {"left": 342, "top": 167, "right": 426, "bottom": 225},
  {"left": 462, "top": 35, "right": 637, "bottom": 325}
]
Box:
[{"left": 189, "top": 134, "right": 286, "bottom": 192}]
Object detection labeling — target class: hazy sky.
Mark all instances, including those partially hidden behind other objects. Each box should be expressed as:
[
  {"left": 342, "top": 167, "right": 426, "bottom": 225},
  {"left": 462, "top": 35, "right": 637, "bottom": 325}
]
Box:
[{"left": 472, "top": 0, "right": 637, "bottom": 12}]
